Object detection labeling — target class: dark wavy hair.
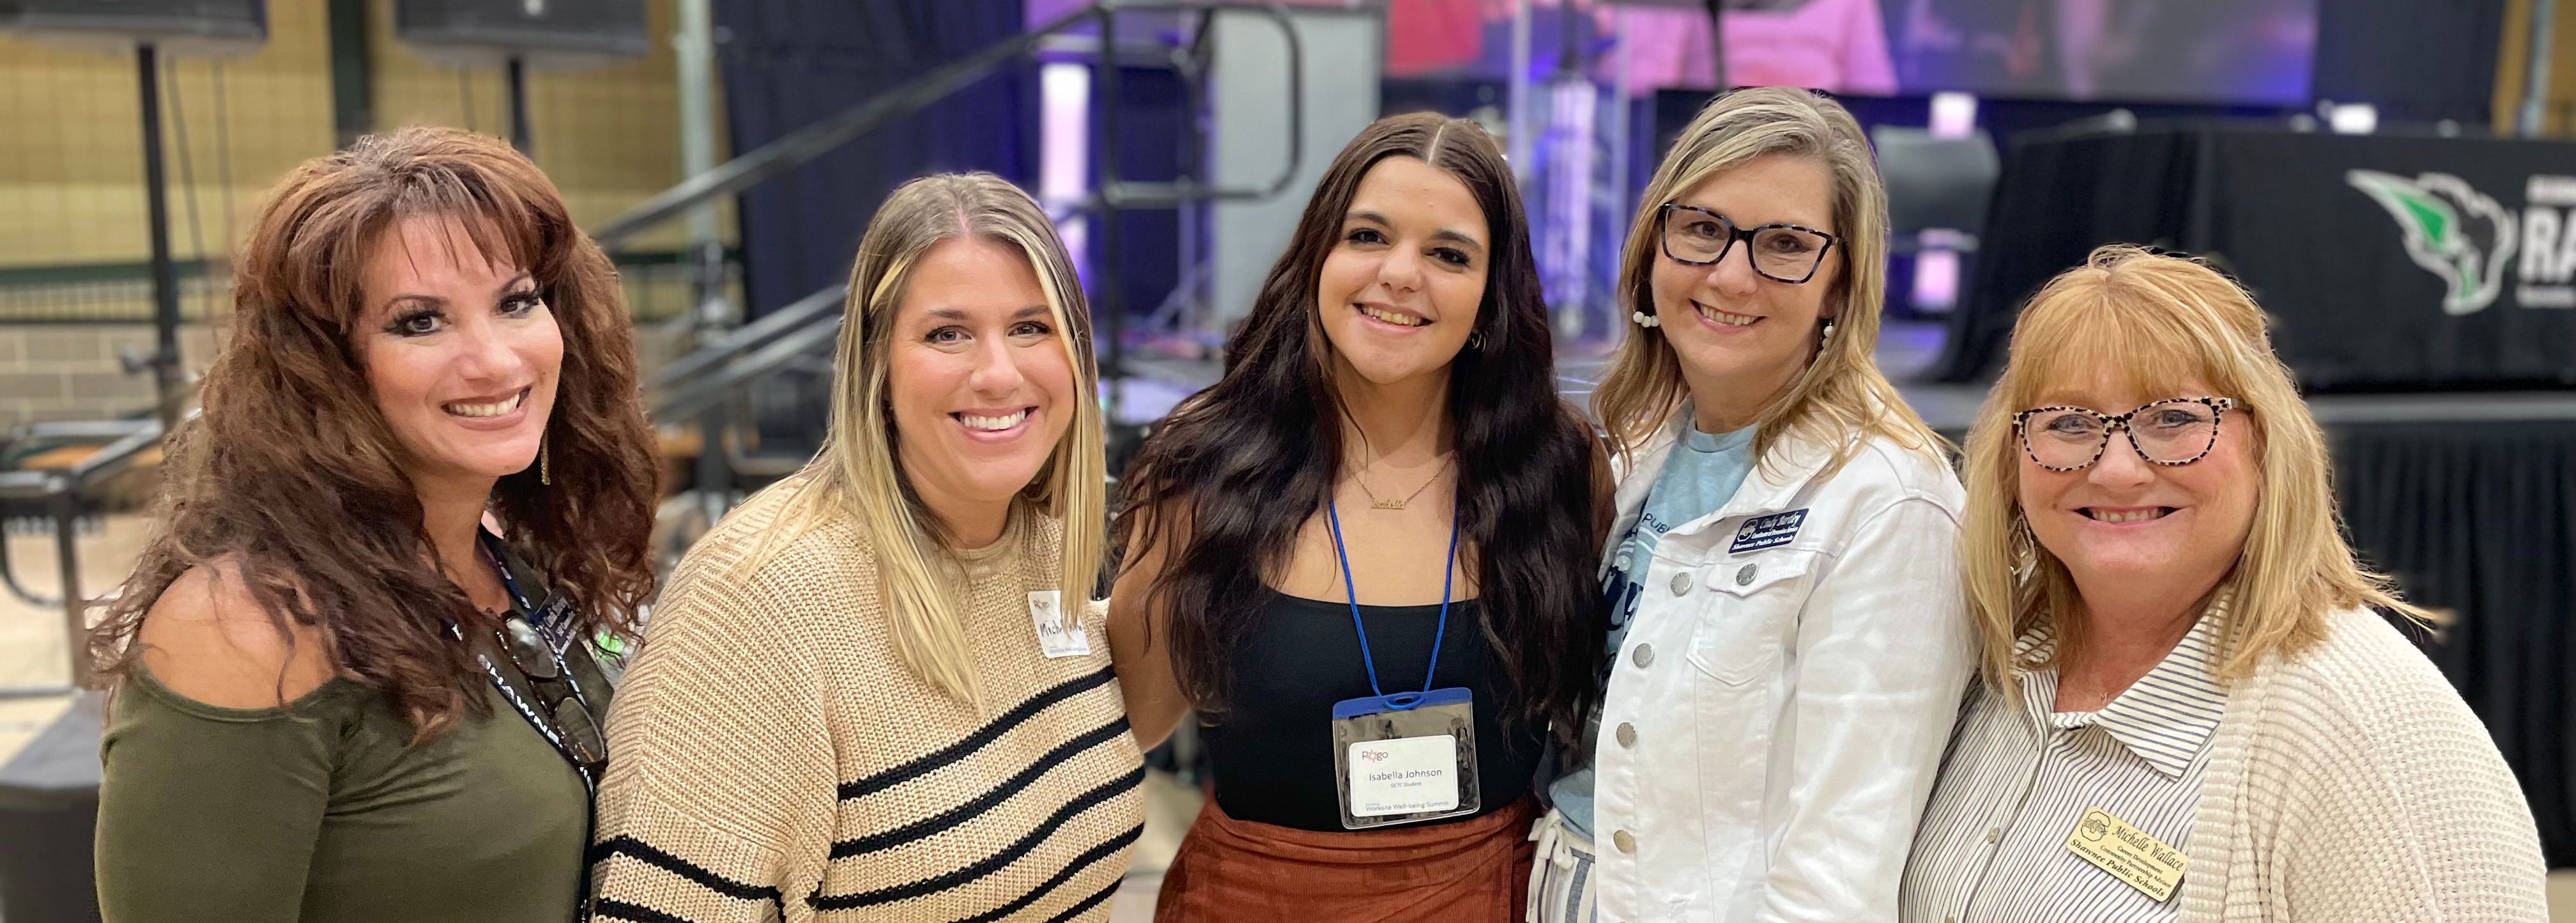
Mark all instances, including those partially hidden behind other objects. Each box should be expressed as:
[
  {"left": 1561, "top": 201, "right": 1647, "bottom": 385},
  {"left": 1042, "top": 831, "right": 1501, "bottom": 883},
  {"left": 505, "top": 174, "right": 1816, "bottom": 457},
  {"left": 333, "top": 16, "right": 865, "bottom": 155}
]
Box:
[
  {"left": 1115, "top": 112, "right": 1604, "bottom": 745},
  {"left": 86, "top": 126, "right": 663, "bottom": 738}
]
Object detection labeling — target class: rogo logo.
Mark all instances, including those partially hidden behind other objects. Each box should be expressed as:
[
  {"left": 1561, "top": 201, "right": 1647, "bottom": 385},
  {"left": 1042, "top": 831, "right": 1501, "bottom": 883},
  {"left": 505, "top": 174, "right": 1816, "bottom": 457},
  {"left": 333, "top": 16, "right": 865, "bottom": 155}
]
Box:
[
  {"left": 2347, "top": 170, "right": 2576, "bottom": 314},
  {"left": 1358, "top": 748, "right": 1390, "bottom": 763}
]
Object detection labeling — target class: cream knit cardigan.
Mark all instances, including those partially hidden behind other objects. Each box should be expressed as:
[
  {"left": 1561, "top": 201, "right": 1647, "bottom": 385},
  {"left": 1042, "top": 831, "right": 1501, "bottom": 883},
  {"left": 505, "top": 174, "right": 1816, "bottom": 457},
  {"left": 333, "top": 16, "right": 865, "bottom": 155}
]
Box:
[{"left": 2178, "top": 607, "right": 2549, "bottom": 922}]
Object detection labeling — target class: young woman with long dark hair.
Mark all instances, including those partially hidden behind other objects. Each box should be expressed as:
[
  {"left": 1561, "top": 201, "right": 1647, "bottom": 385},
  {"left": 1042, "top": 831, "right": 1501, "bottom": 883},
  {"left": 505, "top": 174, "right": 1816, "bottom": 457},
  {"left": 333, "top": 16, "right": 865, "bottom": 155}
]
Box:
[{"left": 1109, "top": 112, "right": 1607, "bottom": 921}]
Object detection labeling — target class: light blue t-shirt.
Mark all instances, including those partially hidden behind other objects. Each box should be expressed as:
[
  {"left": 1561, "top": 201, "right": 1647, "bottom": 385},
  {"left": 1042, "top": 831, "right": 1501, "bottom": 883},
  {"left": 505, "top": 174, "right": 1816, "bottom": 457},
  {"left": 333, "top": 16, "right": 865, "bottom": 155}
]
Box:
[{"left": 1548, "top": 414, "right": 1757, "bottom": 839}]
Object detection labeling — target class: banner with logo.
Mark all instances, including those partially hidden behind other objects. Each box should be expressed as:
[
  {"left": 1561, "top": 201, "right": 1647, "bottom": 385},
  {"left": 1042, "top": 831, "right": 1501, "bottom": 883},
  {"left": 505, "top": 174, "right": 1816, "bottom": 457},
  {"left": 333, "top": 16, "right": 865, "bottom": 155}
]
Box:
[{"left": 1945, "top": 126, "right": 2576, "bottom": 389}]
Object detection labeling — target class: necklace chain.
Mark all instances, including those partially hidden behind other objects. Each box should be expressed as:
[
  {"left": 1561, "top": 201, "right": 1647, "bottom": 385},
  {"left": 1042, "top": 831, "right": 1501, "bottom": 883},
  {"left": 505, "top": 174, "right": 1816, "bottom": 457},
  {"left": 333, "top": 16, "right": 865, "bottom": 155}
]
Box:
[{"left": 1355, "top": 454, "right": 1453, "bottom": 510}]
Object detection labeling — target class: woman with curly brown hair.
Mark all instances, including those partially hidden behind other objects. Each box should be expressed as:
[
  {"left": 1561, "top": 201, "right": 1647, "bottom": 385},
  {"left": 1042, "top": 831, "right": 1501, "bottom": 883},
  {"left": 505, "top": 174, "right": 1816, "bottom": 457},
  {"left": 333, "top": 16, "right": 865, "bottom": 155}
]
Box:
[{"left": 88, "top": 126, "right": 661, "bottom": 923}]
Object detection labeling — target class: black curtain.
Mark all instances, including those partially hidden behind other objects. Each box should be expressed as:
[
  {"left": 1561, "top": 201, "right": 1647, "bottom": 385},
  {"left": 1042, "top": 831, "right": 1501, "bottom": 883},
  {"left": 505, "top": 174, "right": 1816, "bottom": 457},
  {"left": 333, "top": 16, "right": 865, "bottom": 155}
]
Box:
[
  {"left": 714, "top": 0, "right": 1034, "bottom": 316},
  {"left": 2311, "top": 0, "right": 2506, "bottom": 125},
  {"left": 2336, "top": 419, "right": 2576, "bottom": 866},
  {"left": 1097, "top": 65, "right": 1186, "bottom": 323}
]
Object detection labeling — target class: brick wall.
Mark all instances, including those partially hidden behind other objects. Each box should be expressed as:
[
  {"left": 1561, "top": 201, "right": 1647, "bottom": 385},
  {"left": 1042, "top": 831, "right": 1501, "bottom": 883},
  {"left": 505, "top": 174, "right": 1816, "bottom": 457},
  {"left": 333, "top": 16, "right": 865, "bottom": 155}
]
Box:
[
  {"left": 0, "top": 324, "right": 220, "bottom": 427},
  {"left": 0, "top": 0, "right": 730, "bottom": 296}
]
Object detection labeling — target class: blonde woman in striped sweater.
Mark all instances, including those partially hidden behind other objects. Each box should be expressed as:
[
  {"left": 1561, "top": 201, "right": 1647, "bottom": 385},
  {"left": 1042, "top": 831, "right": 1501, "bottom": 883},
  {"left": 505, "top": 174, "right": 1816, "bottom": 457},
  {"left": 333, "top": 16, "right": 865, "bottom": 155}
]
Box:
[
  {"left": 1900, "top": 245, "right": 2547, "bottom": 923},
  {"left": 587, "top": 173, "right": 1140, "bottom": 922}
]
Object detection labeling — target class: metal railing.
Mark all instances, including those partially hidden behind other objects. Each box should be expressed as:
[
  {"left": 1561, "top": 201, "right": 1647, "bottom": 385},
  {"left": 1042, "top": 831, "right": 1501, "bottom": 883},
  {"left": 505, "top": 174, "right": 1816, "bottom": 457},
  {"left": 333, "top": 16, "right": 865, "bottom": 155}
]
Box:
[
  {"left": 0, "top": 2, "right": 1314, "bottom": 690},
  {"left": 0, "top": 417, "right": 164, "bottom": 698},
  {"left": 615, "top": 1, "right": 1307, "bottom": 529},
  {"left": 591, "top": 1, "right": 1301, "bottom": 251}
]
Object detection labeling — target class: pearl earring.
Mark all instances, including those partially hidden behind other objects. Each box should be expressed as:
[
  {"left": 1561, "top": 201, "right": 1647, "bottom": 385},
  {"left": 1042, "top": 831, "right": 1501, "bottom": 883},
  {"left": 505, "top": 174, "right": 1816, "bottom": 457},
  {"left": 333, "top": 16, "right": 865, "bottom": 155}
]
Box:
[{"left": 1631, "top": 311, "right": 1662, "bottom": 329}]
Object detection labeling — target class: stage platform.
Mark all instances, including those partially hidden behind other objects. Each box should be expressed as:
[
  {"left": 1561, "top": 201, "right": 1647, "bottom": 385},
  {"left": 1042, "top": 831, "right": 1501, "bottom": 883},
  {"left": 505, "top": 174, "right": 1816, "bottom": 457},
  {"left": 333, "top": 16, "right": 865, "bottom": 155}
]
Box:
[{"left": 1105, "top": 322, "right": 2576, "bottom": 433}]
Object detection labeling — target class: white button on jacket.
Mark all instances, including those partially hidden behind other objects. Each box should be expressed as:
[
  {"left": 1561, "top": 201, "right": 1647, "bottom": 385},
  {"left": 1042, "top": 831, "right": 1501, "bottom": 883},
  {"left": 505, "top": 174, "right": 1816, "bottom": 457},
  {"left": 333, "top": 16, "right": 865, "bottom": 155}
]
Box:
[{"left": 1591, "top": 414, "right": 1977, "bottom": 923}]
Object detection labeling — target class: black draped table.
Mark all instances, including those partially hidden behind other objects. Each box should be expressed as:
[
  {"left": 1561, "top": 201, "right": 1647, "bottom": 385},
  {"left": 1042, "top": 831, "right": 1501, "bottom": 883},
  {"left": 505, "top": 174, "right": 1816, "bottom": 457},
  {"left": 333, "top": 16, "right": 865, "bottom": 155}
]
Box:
[
  {"left": 1937, "top": 123, "right": 2576, "bottom": 389},
  {"left": 2323, "top": 403, "right": 2576, "bottom": 867}
]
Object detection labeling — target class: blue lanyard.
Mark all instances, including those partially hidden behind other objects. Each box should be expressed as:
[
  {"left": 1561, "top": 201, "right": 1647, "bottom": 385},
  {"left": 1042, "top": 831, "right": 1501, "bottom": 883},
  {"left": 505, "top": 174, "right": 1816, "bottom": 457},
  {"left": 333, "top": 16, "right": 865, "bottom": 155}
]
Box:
[
  {"left": 477, "top": 532, "right": 540, "bottom": 624},
  {"left": 1324, "top": 496, "right": 1462, "bottom": 709}
]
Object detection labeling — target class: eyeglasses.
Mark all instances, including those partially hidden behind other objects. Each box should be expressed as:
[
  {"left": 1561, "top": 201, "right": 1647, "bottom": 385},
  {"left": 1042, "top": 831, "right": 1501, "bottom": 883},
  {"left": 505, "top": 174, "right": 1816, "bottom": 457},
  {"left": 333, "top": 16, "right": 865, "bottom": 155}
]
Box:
[
  {"left": 479, "top": 613, "right": 607, "bottom": 773},
  {"left": 2012, "top": 397, "right": 2236, "bottom": 471},
  {"left": 1658, "top": 203, "right": 1839, "bottom": 284}
]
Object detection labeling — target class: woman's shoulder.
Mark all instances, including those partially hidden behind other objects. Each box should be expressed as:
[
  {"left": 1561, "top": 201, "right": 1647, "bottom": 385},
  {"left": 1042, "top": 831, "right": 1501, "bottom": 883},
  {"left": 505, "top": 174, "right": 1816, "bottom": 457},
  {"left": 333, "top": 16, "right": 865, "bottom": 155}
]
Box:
[
  {"left": 132, "top": 559, "right": 346, "bottom": 711},
  {"left": 2231, "top": 608, "right": 2543, "bottom": 883},
  {"left": 2266, "top": 607, "right": 2457, "bottom": 699},
  {"left": 1805, "top": 430, "right": 1964, "bottom": 513},
  {"left": 677, "top": 477, "right": 877, "bottom": 587},
  {"left": 2244, "top": 607, "right": 2489, "bottom": 759}
]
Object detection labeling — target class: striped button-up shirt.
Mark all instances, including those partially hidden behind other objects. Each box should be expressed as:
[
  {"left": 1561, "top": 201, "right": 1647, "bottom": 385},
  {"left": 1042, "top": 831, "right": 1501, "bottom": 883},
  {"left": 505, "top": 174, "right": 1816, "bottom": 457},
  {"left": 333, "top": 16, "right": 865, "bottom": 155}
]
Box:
[{"left": 1899, "top": 607, "right": 2230, "bottom": 923}]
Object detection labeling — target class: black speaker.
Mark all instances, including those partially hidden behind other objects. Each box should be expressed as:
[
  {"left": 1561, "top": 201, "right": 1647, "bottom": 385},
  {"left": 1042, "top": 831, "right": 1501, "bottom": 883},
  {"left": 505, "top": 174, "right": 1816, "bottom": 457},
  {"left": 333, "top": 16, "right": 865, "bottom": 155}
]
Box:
[
  {"left": 394, "top": 0, "right": 647, "bottom": 69},
  {"left": 0, "top": 0, "right": 265, "bottom": 55}
]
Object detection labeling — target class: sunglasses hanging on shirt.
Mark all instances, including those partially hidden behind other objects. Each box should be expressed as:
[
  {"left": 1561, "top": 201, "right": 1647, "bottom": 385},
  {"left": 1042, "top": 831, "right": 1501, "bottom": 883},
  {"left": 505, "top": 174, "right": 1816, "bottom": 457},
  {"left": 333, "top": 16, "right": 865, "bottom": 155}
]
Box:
[{"left": 455, "top": 534, "right": 611, "bottom": 786}]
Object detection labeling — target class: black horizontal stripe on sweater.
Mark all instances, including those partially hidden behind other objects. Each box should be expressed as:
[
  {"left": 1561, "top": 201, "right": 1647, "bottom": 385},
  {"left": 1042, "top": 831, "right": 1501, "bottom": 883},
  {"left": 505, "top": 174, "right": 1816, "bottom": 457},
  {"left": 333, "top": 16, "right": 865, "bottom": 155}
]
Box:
[
  {"left": 833, "top": 715, "right": 1133, "bottom": 857},
  {"left": 593, "top": 898, "right": 703, "bottom": 923},
  {"left": 949, "top": 823, "right": 1143, "bottom": 923},
  {"left": 1039, "top": 879, "right": 1123, "bottom": 923},
  {"left": 839, "top": 666, "right": 1117, "bottom": 802},
  {"left": 808, "top": 765, "right": 1147, "bottom": 910},
  {"left": 588, "top": 835, "right": 785, "bottom": 904}
]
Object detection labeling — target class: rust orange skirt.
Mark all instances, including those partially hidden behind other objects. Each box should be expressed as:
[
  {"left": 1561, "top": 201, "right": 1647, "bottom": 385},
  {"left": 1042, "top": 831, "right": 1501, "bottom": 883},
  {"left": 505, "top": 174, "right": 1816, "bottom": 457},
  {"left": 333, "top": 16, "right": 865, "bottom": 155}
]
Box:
[{"left": 1152, "top": 796, "right": 1536, "bottom": 923}]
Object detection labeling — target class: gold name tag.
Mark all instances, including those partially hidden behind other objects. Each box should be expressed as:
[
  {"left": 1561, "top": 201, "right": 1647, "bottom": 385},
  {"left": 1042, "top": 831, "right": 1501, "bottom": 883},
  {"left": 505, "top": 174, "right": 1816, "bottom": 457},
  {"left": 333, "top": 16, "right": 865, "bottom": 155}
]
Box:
[{"left": 2064, "top": 805, "right": 2187, "bottom": 902}]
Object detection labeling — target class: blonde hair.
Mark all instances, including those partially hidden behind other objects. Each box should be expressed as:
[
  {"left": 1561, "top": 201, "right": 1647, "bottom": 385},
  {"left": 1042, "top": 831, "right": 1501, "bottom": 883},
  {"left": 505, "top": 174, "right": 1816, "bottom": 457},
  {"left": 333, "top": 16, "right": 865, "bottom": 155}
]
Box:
[
  {"left": 737, "top": 173, "right": 1104, "bottom": 706},
  {"left": 1959, "top": 245, "right": 2425, "bottom": 692},
  {"left": 1591, "top": 86, "right": 1938, "bottom": 472}
]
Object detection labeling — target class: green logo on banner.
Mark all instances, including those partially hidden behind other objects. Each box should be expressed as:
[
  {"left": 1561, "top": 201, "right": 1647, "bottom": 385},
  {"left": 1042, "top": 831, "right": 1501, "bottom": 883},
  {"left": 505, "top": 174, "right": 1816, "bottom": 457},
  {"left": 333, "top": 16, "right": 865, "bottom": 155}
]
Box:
[{"left": 2346, "top": 169, "right": 2520, "bottom": 315}]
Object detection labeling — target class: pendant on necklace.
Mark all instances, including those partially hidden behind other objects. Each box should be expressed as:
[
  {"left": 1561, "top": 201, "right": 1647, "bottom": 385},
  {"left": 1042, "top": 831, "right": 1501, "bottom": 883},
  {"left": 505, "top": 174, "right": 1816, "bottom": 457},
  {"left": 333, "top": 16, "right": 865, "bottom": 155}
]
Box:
[{"left": 1371, "top": 497, "right": 1406, "bottom": 510}]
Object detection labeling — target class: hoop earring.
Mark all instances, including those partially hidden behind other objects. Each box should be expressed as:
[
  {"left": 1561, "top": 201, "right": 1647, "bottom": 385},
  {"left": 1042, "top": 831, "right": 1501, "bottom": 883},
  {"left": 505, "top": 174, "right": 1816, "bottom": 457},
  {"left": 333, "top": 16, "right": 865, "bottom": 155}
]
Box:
[
  {"left": 1630, "top": 311, "right": 1661, "bottom": 329},
  {"left": 539, "top": 439, "right": 551, "bottom": 486}
]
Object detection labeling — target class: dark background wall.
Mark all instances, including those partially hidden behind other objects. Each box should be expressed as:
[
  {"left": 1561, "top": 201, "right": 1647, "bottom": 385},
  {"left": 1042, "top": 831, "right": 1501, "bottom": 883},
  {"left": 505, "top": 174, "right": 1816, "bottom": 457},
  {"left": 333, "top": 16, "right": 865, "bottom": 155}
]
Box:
[
  {"left": 2312, "top": 0, "right": 2508, "bottom": 124},
  {"left": 716, "top": 0, "right": 1036, "bottom": 316},
  {"left": 714, "top": 0, "right": 1188, "bottom": 325}
]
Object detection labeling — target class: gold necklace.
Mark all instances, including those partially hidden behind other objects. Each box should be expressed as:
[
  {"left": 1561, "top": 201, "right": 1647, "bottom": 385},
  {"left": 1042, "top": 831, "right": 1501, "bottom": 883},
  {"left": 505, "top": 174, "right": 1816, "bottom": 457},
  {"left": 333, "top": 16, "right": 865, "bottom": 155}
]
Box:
[{"left": 1356, "top": 456, "right": 1453, "bottom": 510}]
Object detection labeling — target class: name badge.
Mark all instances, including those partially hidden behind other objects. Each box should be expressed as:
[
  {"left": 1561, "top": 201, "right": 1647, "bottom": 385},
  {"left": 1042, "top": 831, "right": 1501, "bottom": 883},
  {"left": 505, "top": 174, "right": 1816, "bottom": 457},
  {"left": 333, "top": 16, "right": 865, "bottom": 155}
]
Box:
[
  {"left": 1027, "top": 591, "right": 1091, "bottom": 658},
  {"left": 1328, "top": 687, "right": 1480, "bottom": 829},
  {"left": 1729, "top": 509, "right": 1807, "bottom": 554},
  {"left": 2065, "top": 805, "right": 2187, "bottom": 902},
  {"left": 1346, "top": 734, "right": 1461, "bottom": 817},
  {"left": 530, "top": 593, "right": 579, "bottom": 648}
]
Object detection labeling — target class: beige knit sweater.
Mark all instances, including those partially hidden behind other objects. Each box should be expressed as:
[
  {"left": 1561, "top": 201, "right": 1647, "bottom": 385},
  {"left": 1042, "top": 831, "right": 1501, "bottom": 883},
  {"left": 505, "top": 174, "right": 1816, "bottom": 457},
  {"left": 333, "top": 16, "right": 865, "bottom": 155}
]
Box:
[
  {"left": 588, "top": 484, "right": 1144, "bottom": 922},
  {"left": 2179, "top": 607, "right": 2549, "bottom": 923}
]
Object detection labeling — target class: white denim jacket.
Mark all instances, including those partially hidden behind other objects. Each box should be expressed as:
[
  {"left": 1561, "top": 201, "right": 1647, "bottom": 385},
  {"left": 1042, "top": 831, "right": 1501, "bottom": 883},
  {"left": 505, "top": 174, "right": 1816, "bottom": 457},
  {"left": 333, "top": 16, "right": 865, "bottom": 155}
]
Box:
[{"left": 1590, "top": 411, "right": 1975, "bottom": 923}]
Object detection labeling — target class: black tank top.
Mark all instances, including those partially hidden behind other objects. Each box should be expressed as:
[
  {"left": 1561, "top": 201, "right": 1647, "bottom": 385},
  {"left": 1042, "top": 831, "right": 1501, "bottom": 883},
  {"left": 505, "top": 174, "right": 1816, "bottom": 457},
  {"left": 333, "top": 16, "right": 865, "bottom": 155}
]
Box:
[{"left": 1198, "top": 591, "right": 1545, "bottom": 832}]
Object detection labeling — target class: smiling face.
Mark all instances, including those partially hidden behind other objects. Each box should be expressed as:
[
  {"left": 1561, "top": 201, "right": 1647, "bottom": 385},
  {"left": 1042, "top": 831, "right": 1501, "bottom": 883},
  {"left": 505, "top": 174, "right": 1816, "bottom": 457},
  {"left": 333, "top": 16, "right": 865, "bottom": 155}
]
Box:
[
  {"left": 885, "top": 235, "right": 1078, "bottom": 531},
  {"left": 1650, "top": 153, "right": 1841, "bottom": 409},
  {"left": 1315, "top": 155, "right": 1490, "bottom": 387},
  {"left": 2017, "top": 372, "right": 2258, "bottom": 605},
  {"left": 356, "top": 213, "right": 562, "bottom": 493}
]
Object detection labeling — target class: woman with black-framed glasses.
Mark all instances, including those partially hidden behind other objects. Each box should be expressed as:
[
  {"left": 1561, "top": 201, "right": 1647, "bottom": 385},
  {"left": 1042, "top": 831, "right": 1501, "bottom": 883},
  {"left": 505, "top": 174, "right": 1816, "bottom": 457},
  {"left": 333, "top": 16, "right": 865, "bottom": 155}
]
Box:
[
  {"left": 89, "top": 127, "right": 659, "bottom": 923},
  {"left": 1901, "top": 245, "right": 2545, "bottom": 923},
  {"left": 1546, "top": 86, "right": 1974, "bottom": 923},
  {"left": 1655, "top": 203, "right": 1839, "bottom": 284}
]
